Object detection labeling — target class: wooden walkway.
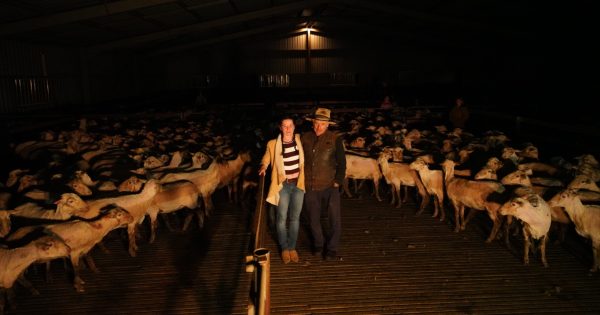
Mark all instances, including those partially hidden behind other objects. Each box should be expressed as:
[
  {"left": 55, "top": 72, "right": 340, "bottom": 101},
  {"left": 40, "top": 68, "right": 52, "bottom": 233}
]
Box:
[{"left": 7, "top": 189, "right": 600, "bottom": 314}]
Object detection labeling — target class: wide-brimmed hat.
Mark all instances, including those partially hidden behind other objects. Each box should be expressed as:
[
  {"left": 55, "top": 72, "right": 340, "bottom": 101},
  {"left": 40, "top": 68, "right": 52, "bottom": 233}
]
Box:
[{"left": 305, "top": 107, "right": 337, "bottom": 125}]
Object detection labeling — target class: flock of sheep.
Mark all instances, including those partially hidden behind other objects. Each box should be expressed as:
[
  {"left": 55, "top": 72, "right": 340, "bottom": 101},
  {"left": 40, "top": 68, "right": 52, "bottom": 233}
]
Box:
[
  {"left": 0, "top": 110, "right": 260, "bottom": 313},
  {"left": 0, "top": 106, "right": 599, "bottom": 314}
]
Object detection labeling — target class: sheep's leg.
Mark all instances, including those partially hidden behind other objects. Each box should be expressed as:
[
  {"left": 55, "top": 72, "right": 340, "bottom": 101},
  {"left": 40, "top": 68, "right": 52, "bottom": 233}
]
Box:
[
  {"left": 44, "top": 261, "right": 53, "bottom": 283},
  {"left": 71, "top": 256, "right": 86, "bottom": 293},
  {"left": 452, "top": 202, "right": 464, "bottom": 232},
  {"left": 462, "top": 207, "right": 479, "bottom": 231},
  {"left": 436, "top": 196, "right": 445, "bottom": 222},
  {"left": 127, "top": 224, "right": 138, "bottom": 257},
  {"left": 343, "top": 178, "right": 353, "bottom": 198},
  {"left": 415, "top": 192, "right": 430, "bottom": 216},
  {"left": 591, "top": 240, "right": 600, "bottom": 272},
  {"left": 486, "top": 212, "right": 502, "bottom": 243},
  {"left": 431, "top": 195, "right": 440, "bottom": 218},
  {"left": 0, "top": 288, "right": 6, "bottom": 314},
  {"left": 6, "top": 287, "right": 16, "bottom": 310},
  {"left": 196, "top": 210, "right": 205, "bottom": 229},
  {"left": 17, "top": 275, "right": 39, "bottom": 295},
  {"left": 394, "top": 185, "right": 402, "bottom": 208},
  {"left": 84, "top": 254, "right": 99, "bottom": 273},
  {"left": 204, "top": 195, "right": 214, "bottom": 217},
  {"left": 540, "top": 234, "right": 549, "bottom": 267},
  {"left": 232, "top": 177, "right": 240, "bottom": 204},
  {"left": 182, "top": 212, "right": 195, "bottom": 231},
  {"left": 96, "top": 241, "right": 111, "bottom": 254},
  {"left": 401, "top": 186, "right": 409, "bottom": 203},
  {"left": 160, "top": 213, "right": 177, "bottom": 232},
  {"left": 503, "top": 215, "right": 514, "bottom": 249},
  {"left": 148, "top": 211, "right": 159, "bottom": 244},
  {"left": 373, "top": 179, "right": 382, "bottom": 201},
  {"left": 523, "top": 229, "right": 531, "bottom": 266}
]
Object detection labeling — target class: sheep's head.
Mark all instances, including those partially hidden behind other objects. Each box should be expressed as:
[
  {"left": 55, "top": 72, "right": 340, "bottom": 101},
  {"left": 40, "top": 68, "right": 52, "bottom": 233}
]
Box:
[
  {"left": 474, "top": 167, "right": 497, "bottom": 180},
  {"left": 56, "top": 193, "right": 93, "bottom": 218},
  {"left": 68, "top": 179, "right": 93, "bottom": 196},
  {"left": 34, "top": 235, "right": 71, "bottom": 258},
  {"left": 0, "top": 210, "right": 11, "bottom": 238},
  {"left": 501, "top": 170, "right": 531, "bottom": 186},
  {"left": 104, "top": 207, "right": 134, "bottom": 226},
  {"left": 486, "top": 157, "right": 503, "bottom": 171},
  {"left": 547, "top": 189, "right": 578, "bottom": 209},
  {"left": 118, "top": 176, "right": 146, "bottom": 192}
]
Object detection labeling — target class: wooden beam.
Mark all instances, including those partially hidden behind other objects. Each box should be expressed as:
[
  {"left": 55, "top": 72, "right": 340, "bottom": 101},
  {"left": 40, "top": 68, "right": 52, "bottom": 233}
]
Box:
[
  {"left": 148, "top": 21, "right": 297, "bottom": 55},
  {"left": 90, "top": 0, "right": 327, "bottom": 52},
  {"left": 0, "top": 0, "right": 177, "bottom": 36},
  {"left": 333, "top": 0, "right": 529, "bottom": 38}
]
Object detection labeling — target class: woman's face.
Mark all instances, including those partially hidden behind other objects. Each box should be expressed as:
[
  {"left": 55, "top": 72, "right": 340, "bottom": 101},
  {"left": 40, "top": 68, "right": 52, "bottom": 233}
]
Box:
[{"left": 280, "top": 119, "right": 295, "bottom": 139}]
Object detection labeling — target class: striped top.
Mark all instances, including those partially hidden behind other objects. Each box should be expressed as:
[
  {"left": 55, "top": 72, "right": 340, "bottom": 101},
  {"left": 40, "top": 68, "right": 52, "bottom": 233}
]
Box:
[{"left": 282, "top": 138, "right": 300, "bottom": 179}]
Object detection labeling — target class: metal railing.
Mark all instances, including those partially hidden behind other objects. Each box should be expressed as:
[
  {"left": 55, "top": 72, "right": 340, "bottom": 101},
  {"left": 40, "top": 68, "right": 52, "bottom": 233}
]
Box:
[{"left": 246, "top": 174, "right": 270, "bottom": 315}]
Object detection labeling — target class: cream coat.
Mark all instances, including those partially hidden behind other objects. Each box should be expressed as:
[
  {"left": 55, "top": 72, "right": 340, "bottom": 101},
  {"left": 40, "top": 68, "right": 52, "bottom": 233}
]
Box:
[{"left": 261, "top": 134, "right": 305, "bottom": 206}]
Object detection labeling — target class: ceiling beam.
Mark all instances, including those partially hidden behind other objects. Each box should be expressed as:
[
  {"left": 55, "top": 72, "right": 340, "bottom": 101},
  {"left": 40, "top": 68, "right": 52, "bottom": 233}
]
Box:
[
  {"left": 332, "top": 0, "right": 529, "bottom": 38},
  {"left": 148, "top": 21, "right": 298, "bottom": 56},
  {"left": 90, "top": 0, "right": 327, "bottom": 52},
  {"left": 0, "top": 0, "right": 177, "bottom": 36}
]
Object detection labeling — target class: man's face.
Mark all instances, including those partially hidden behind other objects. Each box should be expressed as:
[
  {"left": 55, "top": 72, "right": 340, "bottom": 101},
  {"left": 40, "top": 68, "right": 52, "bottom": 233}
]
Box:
[
  {"left": 280, "top": 119, "right": 295, "bottom": 138},
  {"left": 313, "top": 120, "right": 329, "bottom": 136}
]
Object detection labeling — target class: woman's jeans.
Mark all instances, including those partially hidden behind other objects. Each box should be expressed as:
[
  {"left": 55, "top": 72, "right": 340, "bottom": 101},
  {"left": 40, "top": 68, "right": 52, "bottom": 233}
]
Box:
[{"left": 276, "top": 181, "right": 304, "bottom": 250}]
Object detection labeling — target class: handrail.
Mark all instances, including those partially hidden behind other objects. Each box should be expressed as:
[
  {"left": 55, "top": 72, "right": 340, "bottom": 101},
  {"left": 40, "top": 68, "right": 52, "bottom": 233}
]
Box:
[{"left": 246, "top": 174, "right": 270, "bottom": 315}]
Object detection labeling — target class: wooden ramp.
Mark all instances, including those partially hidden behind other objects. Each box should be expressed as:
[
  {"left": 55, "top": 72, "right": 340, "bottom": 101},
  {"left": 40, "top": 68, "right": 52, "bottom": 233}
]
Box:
[{"left": 7, "top": 191, "right": 600, "bottom": 314}]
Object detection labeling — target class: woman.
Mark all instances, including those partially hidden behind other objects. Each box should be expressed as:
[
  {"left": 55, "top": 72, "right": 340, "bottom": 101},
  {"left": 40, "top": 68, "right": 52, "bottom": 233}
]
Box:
[{"left": 258, "top": 117, "right": 305, "bottom": 264}]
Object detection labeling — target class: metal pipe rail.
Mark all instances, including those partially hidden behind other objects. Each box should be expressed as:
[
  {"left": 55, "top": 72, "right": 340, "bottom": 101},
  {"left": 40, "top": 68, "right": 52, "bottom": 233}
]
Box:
[{"left": 246, "top": 174, "right": 270, "bottom": 315}]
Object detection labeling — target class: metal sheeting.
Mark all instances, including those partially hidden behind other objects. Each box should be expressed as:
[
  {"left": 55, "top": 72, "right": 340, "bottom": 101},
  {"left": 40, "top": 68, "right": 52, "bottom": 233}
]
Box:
[{"left": 0, "top": 40, "right": 81, "bottom": 113}]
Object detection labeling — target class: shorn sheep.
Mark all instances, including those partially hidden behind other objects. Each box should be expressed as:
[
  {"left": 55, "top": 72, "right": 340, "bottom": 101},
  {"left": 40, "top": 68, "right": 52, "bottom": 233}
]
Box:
[
  {"left": 1, "top": 236, "right": 71, "bottom": 313},
  {"left": 499, "top": 194, "right": 552, "bottom": 267},
  {"left": 548, "top": 189, "right": 600, "bottom": 272}
]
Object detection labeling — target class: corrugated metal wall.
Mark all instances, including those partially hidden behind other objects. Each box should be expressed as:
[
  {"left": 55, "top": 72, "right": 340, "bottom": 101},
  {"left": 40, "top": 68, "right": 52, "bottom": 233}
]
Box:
[{"left": 0, "top": 40, "right": 81, "bottom": 114}]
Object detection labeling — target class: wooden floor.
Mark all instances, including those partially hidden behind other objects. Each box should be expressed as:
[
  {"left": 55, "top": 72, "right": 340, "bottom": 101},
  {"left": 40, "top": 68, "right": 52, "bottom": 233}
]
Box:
[{"left": 7, "top": 189, "right": 600, "bottom": 314}]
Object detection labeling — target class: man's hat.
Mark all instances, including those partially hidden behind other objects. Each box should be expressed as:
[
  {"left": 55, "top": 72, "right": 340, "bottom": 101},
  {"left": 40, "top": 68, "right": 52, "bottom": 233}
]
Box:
[{"left": 306, "top": 107, "right": 337, "bottom": 125}]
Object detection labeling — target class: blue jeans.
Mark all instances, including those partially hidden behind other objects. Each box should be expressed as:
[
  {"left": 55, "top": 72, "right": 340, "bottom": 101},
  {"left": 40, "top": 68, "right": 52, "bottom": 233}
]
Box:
[{"left": 276, "top": 182, "right": 304, "bottom": 250}]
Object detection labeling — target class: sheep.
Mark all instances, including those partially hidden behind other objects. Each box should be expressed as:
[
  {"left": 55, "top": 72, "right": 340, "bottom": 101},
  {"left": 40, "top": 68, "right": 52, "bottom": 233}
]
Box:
[
  {"left": 146, "top": 181, "right": 202, "bottom": 243},
  {"left": 0, "top": 235, "right": 71, "bottom": 313},
  {"left": 474, "top": 166, "right": 497, "bottom": 180},
  {"left": 160, "top": 160, "right": 220, "bottom": 215},
  {"left": 344, "top": 153, "right": 382, "bottom": 201},
  {"left": 0, "top": 212, "right": 10, "bottom": 238},
  {"left": 441, "top": 159, "right": 505, "bottom": 241},
  {"left": 118, "top": 176, "right": 146, "bottom": 193},
  {"left": 409, "top": 157, "right": 445, "bottom": 220},
  {"left": 548, "top": 189, "right": 600, "bottom": 272},
  {"left": 377, "top": 150, "right": 421, "bottom": 208},
  {"left": 215, "top": 150, "right": 252, "bottom": 204},
  {"left": 499, "top": 194, "right": 552, "bottom": 267},
  {"left": 568, "top": 175, "right": 600, "bottom": 192},
  {"left": 83, "top": 180, "right": 160, "bottom": 257},
  {"left": 501, "top": 169, "right": 571, "bottom": 244},
  {"left": 8, "top": 207, "right": 134, "bottom": 292},
  {"left": 5, "top": 193, "right": 95, "bottom": 221}
]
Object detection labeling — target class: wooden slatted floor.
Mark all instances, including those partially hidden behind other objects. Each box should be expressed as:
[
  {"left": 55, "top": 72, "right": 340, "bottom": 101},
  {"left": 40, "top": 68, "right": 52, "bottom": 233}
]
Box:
[{"left": 7, "top": 189, "right": 600, "bottom": 314}]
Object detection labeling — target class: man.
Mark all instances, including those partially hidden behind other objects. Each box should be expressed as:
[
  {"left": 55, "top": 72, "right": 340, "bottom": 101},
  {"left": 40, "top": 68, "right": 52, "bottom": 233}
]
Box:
[{"left": 302, "top": 108, "right": 346, "bottom": 261}]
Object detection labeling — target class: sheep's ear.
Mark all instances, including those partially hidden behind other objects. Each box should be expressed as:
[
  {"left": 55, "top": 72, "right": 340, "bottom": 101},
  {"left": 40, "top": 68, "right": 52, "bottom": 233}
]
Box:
[
  {"left": 527, "top": 195, "right": 539, "bottom": 207},
  {"left": 512, "top": 198, "right": 524, "bottom": 207},
  {"left": 37, "top": 240, "right": 54, "bottom": 251}
]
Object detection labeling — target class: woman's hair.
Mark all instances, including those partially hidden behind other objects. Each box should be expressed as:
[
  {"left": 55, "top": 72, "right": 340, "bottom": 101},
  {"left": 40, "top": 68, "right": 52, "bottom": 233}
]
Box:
[{"left": 279, "top": 115, "right": 295, "bottom": 126}]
